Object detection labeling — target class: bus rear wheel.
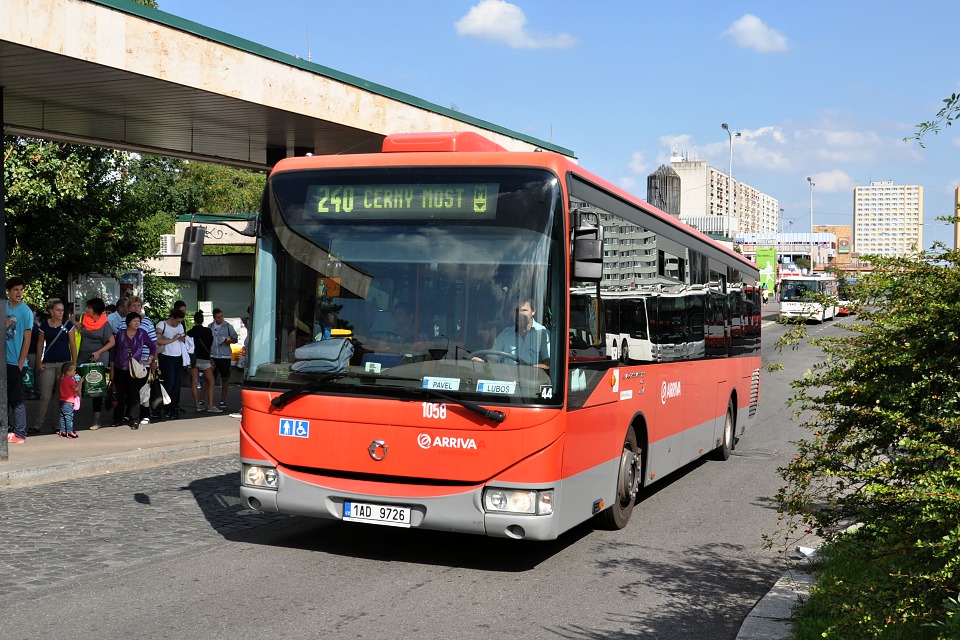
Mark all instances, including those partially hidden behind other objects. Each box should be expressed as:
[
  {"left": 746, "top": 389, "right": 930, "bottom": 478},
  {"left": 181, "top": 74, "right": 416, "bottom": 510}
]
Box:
[{"left": 599, "top": 426, "right": 641, "bottom": 530}]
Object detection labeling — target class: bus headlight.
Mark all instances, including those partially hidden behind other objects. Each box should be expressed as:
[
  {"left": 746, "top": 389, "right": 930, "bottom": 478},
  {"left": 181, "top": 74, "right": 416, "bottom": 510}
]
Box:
[
  {"left": 483, "top": 489, "right": 554, "bottom": 515},
  {"left": 243, "top": 464, "right": 279, "bottom": 489}
]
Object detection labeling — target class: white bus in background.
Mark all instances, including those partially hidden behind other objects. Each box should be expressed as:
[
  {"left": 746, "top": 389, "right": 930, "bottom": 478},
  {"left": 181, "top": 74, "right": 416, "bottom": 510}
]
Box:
[
  {"left": 603, "top": 289, "right": 655, "bottom": 363},
  {"left": 602, "top": 286, "right": 707, "bottom": 363},
  {"left": 779, "top": 275, "right": 839, "bottom": 323}
]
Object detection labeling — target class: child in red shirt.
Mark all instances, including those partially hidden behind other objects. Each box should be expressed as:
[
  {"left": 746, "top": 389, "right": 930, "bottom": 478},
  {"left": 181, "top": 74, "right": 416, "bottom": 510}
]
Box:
[{"left": 59, "top": 362, "right": 82, "bottom": 439}]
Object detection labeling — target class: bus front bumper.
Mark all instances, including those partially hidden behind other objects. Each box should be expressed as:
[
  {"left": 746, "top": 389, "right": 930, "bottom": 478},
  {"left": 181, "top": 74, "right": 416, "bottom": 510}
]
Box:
[{"left": 240, "top": 461, "right": 562, "bottom": 541}]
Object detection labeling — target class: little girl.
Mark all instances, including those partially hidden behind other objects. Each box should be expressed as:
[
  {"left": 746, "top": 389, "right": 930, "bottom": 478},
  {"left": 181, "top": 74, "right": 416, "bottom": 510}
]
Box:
[{"left": 59, "top": 362, "right": 82, "bottom": 439}]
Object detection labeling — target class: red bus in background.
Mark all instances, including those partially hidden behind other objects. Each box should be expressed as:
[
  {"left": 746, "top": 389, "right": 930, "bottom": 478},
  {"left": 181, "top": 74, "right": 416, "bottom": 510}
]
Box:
[{"left": 239, "top": 132, "right": 761, "bottom": 540}]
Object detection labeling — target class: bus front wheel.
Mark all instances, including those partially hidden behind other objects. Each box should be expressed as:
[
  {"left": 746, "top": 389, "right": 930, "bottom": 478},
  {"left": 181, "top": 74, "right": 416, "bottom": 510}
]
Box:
[
  {"left": 598, "top": 426, "right": 641, "bottom": 530},
  {"left": 712, "top": 403, "right": 735, "bottom": 461}
]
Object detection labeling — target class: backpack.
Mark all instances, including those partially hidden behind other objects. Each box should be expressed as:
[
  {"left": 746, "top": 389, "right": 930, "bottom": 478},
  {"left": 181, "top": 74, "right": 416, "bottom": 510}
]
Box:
[{"left": 291, "top": 338, "right": 354, "bottom": 373}]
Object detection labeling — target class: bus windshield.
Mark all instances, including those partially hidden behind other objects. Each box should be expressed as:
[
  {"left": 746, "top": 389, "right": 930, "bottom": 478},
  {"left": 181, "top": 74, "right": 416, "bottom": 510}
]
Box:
[
  {"left": 247, "top": 167, "right": 565, "bottom": 406},
  {"left": 781, "top": 279, "right": 820, "bottom": 301}
]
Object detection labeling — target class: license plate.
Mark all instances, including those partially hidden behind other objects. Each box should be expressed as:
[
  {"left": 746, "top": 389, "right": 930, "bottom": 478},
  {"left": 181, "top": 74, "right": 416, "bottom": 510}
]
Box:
[{"left": 343, "top": 501, "right": 412, "bottom": 528}]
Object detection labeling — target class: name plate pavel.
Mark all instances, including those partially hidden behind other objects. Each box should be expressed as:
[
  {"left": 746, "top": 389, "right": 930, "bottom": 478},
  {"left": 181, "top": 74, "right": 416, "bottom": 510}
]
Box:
[{"left": 422, "top": 377, "right": 460, "bottom": 391}]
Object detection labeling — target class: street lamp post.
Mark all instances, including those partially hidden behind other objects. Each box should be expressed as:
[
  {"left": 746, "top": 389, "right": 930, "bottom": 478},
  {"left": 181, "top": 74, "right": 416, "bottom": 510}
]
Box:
[
  {"left": 721, "top": 123, "right": 740, "bottom": 219},
  {"left": 807, "top": 177, "right": 815, "bottom": 272}
]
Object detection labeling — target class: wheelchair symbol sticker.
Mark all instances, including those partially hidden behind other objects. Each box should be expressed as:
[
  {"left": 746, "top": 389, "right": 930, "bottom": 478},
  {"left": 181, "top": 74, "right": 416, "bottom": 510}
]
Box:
[{"left": 279, "top": 419, "right": 310, "bottom": 438}]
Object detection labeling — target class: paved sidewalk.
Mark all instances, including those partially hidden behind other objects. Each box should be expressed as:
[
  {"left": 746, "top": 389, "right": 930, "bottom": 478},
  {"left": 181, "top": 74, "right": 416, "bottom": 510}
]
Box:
[
  {"left": 1, "top": 381, "right": 242, "bottom": 489},
  {"left": 0, "top": 412, "right": 239, "bottom": 488}
]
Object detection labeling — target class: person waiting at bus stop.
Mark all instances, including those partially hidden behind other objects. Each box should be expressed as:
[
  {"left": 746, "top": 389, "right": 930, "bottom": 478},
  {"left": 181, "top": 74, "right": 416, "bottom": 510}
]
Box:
[{"left": 473, "top": 298, "right": 550, "bottom": 368}]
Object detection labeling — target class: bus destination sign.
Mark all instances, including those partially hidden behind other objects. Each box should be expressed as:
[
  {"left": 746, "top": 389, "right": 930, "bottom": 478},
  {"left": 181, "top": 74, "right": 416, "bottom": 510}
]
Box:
[{"left": 306, "top": 183, "right": 499, "bottom": 220}]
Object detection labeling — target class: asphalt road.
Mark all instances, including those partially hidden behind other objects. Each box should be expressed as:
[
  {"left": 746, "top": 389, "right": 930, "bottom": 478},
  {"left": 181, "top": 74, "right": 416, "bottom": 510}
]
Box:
[{"left": 0, "top": 309, "right": 840, "bottom": 640}]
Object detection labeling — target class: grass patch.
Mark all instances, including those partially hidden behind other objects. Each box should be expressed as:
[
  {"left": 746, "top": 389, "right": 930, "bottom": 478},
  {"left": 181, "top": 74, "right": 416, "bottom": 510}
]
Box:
[{"left": 791, "top": 532, "right": 957, "bottom": 639}]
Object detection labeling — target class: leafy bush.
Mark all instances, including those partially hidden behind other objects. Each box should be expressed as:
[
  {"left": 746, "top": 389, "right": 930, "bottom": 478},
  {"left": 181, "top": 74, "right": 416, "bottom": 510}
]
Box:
[{"left": 773, "top": 244, "right": 960, "bottom": 638}]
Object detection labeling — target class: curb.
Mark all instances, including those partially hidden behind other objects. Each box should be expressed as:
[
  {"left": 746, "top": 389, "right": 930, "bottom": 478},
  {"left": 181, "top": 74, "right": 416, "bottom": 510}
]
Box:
[
  {"left": 0, "top": 438, "right": 237, "bottom": 489},
  {"left": 736, "top": 568, "right": 815, "bottom": 639}
]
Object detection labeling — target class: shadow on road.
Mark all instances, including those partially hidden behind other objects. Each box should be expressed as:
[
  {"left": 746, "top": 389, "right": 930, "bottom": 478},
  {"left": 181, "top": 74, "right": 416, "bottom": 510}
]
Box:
[
  {"left": 541, "top": 540, "right": 781, "bottom": 639},
  {"left": 184, "top": 469, "right": 601, "bottom": 571}
]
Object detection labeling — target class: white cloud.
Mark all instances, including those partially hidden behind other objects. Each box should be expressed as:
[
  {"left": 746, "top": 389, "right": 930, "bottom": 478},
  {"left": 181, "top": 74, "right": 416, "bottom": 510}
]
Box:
[
  {"left": 627, "top": 151, "right": 648, "bottom": 176},
  {"left": 455, "top": 0, "right": 577, "bottom": 49},
  {"left": 807, "top": 170, "right": 855, "bottom": 193},
  {"left": 722, "top": 14, "right": 788, "bottom": 53}
]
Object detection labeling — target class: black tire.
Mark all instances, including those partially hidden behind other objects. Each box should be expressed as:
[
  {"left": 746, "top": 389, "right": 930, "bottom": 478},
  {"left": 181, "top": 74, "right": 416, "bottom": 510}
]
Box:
[
  {"left": 598, "top": 426, "right": 642, "bottom": 530},
  {"left": 712, "top": 403, "right": 735, "bottom": 461}
]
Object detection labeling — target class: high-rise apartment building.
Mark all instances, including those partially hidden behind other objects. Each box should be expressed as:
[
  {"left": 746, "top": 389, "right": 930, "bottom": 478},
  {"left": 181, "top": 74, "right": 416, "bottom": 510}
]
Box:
[
  {"left": 659, "top": 154, "right": 779, "bottom": 235},
  {"left": 853, "top": 181, "right": 923, "bottom": 257}
]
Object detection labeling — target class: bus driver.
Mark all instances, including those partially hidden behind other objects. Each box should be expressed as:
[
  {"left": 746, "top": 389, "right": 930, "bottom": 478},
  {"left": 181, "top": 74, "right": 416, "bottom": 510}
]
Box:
[{"left": 474, "top": 298, "right": 549, "bottom": 368}]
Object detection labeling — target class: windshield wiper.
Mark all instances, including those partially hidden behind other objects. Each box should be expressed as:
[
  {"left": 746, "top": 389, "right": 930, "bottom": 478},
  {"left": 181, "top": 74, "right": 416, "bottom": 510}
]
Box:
[
  {"left": 270, "top": 371, "right": 422, "bottom": 409},
  {"left": 271, "top": 373, "right": 350, "bottom": 409}
]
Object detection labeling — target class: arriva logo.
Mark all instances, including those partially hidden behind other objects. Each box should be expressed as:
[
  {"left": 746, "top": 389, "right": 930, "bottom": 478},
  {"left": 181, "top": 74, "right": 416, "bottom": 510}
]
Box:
[
  {"left": 661, "top": 380, "right": 682, "bottom": 404},
  {"left": 417, "top": 433, "right": 478, "bottom": 450}
]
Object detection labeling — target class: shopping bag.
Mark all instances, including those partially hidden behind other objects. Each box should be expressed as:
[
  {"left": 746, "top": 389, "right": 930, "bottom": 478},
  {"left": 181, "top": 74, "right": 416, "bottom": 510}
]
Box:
[
  {"left": 149, "top": 373, "right": 170, "bottom": 409},
  {"left": 79, "top": 362, "right": 108, "bottom": 398},
  {"left": 22, "top": 367, "right": 35, "bottom": 390},
  {"left": 139, "top": 380, "right": 151, "bottom": 407}
]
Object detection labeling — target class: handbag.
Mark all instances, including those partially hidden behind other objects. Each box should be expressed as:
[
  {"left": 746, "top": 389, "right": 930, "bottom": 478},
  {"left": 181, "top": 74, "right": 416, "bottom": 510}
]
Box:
[
  {"left": 126, "top": 333, "right": 148, "bottom": 378},
  {"left": 129, "top": 356, "right": 148, "bottom": 379}
]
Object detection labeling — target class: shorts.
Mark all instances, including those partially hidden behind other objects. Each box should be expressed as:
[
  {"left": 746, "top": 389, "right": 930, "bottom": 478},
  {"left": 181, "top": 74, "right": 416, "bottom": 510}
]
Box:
[
  {"left": 195, "top": 358, "right": 213, "bottom": 371},
  {"left": 211, "top": 357, "right": 232, "bottom": 381}
]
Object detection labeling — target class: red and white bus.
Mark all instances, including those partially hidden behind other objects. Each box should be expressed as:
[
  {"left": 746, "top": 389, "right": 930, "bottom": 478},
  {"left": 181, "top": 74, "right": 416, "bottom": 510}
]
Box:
[{"left": 239, "top": 132, "right": 761, "bottom": 540}]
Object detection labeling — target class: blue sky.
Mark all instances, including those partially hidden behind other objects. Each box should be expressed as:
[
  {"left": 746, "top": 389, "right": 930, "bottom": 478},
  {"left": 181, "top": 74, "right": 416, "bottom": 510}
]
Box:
[{"left": 156, "top": 0, "right": 960, "bottom": 247}]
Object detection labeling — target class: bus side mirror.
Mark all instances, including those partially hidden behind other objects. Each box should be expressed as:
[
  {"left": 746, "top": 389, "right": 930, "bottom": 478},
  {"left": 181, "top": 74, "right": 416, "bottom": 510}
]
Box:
[
  {"left": 179, "top": 225, "right": 206, "bottom": 281},
  {"left": 572, "top": 208, "right": 603, "bottom": 281}
]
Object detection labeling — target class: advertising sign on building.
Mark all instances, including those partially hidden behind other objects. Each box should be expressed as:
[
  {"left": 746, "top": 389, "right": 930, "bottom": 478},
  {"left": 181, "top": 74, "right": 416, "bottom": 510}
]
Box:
[
  {"left": 755, "top": 247, "right": 777, "bottom": 292},
  {"left": 838, "top": 237, "right": 850, "bottom": 254}
]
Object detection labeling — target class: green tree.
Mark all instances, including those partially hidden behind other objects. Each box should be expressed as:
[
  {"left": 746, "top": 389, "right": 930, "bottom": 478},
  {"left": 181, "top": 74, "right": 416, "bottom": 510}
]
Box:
[
  {"left": 773, "top": 245, "right": 960, "bottom": 637},
  {"left": 906, "top": 92, "right": 960, "bottom": 148},
  {"left": 3, "top": 137, "right": 160, "bottom": 303},
  {"left": 178, "top": 161, "right": 264, "bottom": 214}
]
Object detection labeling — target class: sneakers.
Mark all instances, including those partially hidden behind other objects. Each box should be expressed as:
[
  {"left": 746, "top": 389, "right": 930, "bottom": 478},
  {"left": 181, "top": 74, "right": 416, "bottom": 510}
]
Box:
[
  {"left": 89, "top": 423, "right": 101, "bottom": 430},
  {"left": 140, "top": 417, "right": 151, "bottom": 425},
  {"left": 59, "top": 431, "right": 67, "bottom": 438},
  {"left": 198, "top": 400, "right": 207, "bottom": 412},
  {"left": 67, "top": 431, "right": 79, "bottom": 439},
  {"left": 206, "top": 406, "right": 223, "bottom": 413},
  {"left": 218, "top": 401, "right": 226, "bottom": 409},
  {"left": 7, "top": 433, "right": 25, "bottom": 443}
]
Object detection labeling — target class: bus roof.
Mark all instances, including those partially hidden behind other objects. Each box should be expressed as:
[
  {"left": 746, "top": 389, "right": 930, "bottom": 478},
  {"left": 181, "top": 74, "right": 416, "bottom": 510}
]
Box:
[{"left": 272, "top": 132, "right": 757, "bottom": 275}]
